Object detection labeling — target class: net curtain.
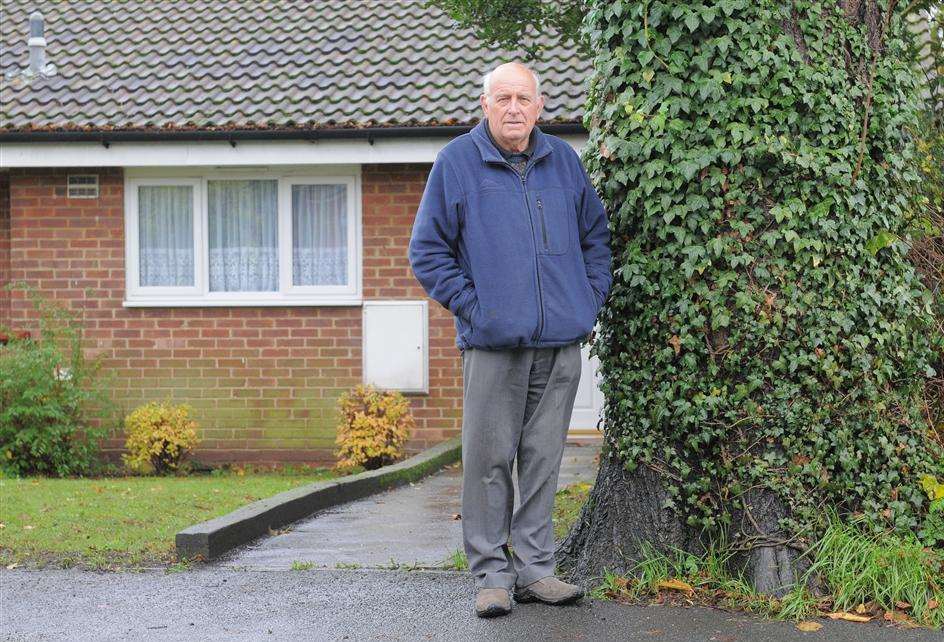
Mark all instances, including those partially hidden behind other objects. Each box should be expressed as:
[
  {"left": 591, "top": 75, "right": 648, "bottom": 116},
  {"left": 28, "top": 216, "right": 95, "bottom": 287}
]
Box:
[{"left": 137, "top": 179, "right": 348, "bottom": 291}]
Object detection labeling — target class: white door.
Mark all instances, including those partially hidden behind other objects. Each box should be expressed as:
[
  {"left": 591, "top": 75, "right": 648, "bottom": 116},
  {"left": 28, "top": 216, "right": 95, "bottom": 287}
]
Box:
[{"left": 568, "top": 339, "right": 604, "bottom": 438}]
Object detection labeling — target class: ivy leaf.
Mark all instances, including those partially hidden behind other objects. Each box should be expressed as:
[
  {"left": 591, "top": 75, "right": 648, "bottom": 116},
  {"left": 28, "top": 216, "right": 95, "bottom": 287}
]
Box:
[
  {"left": 865, "top": 231, "right": 899, "bottom": 256},
  {"left": 808, "top": 198, "right": 832, "bottom": 219}
]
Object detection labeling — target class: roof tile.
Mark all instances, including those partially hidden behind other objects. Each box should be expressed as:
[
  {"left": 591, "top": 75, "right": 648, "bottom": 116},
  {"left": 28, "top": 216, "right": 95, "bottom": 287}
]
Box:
[{"left": 1, "top": 0, "right": 590, "bottom": 133}]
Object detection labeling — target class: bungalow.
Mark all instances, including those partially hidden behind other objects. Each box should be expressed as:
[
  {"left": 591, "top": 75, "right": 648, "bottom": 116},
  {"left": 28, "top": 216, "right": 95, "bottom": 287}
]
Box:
[{"left": 0, "top": 1, "right": 604, "bottom": 465}]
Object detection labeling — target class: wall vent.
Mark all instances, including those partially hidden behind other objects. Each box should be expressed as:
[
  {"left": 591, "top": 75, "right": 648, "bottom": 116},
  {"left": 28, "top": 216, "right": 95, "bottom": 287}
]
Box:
[{"left": 67, "top": 174, "right": 99, "bottom": 198}]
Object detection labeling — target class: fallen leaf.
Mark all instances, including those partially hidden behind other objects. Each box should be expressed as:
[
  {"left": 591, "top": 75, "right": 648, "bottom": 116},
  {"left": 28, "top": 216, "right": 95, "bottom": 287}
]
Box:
[
  {"left": 883, "top": 611, "right": 919, "bottom": 628},
  {"left": 796, "top": 621, "right": 822, "bottom": 632},
  {"left": 894, "top": 600, "right": 911, "bottom": 610},
  {"left": 928, "top": 599, "right": 939, "bottom": 610},
  {"left": 827, "top": 612, "right": 872, "bottom": 622},
  {"left": 656, "top": 579, "right": 695, "bottom": 595},
  {"left": 668, "top": 335, "right": 681, "bottom": 356}
]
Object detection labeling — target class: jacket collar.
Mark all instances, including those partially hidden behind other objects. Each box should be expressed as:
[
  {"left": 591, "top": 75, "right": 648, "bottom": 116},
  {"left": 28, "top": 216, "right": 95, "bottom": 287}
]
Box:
[{"left": 470, "top": 118, "right": 553, "bottom": 165}]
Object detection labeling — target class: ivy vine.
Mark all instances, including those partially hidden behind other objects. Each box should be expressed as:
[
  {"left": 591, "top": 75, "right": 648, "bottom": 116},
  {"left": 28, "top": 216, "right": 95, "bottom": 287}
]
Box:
[{"left": 583, "top": 0, "right": 941, "bottom": 538}]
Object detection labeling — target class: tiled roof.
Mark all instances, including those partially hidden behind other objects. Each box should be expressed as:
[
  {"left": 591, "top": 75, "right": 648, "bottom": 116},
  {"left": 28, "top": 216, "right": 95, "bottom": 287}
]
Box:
[{"left": 0, "top": 1, "right": 591, "bottom": 134}]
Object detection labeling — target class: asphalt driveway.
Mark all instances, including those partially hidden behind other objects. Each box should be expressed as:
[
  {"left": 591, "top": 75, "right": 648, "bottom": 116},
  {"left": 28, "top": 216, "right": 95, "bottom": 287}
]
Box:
[{"left": 3, "top": 566, "right": 939, "bottom": 642}]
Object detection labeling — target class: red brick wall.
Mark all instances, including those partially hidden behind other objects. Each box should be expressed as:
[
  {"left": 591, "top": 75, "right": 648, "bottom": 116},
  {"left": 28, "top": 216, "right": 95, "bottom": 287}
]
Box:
[
  {"left": 361, "top": 164, "right": 464, "bottom": 449},
  {"left": 0, "top": 171, "right": 10, "bottom": 329},
  {"left": 4, "top": 164, "right": 461, "bottom": 466}
]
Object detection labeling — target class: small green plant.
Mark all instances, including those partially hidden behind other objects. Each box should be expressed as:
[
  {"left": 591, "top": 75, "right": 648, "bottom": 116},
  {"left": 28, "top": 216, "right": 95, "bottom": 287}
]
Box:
[
  {"left": 334, "top": 383, "right": 415, "bottom": 471},
  {"left": 777, "top": 585, "right": 819, "bottom": 622},
  {"left": 589, "top": 568, "right": 627, "bottom": 600},
  {"left": 0, "top": 283, "right": 117, "bottom": 477},
  {"left": 291, "top": 560, "right": 315, "bottom": 571},
  {"left": 122, "top": 400, "right": 200, "bottom": 475},
  {"left": 443, "top": 548, "right": 468, "bottom": 571},
  {"left": 334, "top": 562, "right": 362, "bottom": 569},
  {"left": 165, "top": 558, "right": 195, "bottom": 574},
  {"left": 789, "top": 512, "right": 944, "bottom": 627}
]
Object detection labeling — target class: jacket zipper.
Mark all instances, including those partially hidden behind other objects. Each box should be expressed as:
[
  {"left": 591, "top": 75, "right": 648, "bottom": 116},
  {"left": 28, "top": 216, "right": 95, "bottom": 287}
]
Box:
[
  {"left": 537, "top": 198, "right": 548, "bottom": 250},
  {"left": 516, "top": 164, "right": 544, "bottom": 342},
  {"left": 489, "top": 156, "right": 546, "bottom": 343}
]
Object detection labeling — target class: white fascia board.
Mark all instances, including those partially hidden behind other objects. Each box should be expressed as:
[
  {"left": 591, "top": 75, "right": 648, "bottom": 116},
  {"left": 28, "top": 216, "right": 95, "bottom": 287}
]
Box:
[{"left": 0, "top": 134, "right": 588, "bottom": 168}]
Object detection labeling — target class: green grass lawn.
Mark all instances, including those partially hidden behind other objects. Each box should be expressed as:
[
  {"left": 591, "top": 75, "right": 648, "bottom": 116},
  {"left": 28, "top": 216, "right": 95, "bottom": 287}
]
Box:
[
  {"left": 1, "top": 469, "right": 594, "bottom": 573},
  {"left": 0, "top": 466, "right": 342, "bottom": 570},
  {"left": 553, "top": 481, "right": 591, "bottom": 541}
]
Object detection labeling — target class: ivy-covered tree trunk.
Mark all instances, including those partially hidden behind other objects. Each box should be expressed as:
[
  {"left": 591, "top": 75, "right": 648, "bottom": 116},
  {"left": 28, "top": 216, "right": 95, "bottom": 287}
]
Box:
[{"left": 556, "top": 0, "right": 939, "bottom": 596}]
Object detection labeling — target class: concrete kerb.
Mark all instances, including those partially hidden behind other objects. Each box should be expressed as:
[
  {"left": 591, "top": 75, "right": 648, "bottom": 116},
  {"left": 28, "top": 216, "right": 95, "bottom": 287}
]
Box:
[{"left": 176, "top": 435, "right": 462, "bottom": 561}]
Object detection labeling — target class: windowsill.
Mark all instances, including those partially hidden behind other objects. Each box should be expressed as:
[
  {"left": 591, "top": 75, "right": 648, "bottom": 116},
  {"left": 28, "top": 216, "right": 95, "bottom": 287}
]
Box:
[{"left": 122, "top": 297, "right": 363, "bottom": 307}]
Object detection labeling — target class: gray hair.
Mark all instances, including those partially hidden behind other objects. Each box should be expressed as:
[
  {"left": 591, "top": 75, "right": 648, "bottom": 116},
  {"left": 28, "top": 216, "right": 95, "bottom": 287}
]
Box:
[{"left": 482, "top": 66, "right": 541, "bottom": 98}]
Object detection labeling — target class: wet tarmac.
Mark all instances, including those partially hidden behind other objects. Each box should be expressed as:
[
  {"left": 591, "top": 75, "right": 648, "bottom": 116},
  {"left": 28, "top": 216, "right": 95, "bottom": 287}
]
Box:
[
  {"left": 3, "top": 567, "right": 937, "bottom": 642},
  {"left": 219, "top": 440, "right": 603, "bottom": 571}
]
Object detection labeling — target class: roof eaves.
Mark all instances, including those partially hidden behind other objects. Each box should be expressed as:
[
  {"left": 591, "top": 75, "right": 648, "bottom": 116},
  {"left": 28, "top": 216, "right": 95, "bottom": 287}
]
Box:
[{"left": 0, "top": 121, "right": 588, "bottom": 144}]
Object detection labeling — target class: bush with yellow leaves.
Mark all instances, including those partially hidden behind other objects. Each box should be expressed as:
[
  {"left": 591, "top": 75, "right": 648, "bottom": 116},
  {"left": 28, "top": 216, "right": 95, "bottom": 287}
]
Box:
[
  {"left": 122, "top": 400, "right": 200, "bottom": 474},
  {"left": 334, "top": 383, "right": 414, "bottom": 471}
]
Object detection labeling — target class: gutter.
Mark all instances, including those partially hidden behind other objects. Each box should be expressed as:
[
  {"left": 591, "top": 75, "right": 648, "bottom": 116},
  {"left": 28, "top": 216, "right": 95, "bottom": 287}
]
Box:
[{"left": 0, "top": 123, "right": 587, "bottom": 145}]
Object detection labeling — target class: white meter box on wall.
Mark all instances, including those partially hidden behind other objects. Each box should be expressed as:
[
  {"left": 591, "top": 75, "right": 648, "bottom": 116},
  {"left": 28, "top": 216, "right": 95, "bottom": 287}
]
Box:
[{"left": 362, "top": 300, "right": 428, "bottom": 393}]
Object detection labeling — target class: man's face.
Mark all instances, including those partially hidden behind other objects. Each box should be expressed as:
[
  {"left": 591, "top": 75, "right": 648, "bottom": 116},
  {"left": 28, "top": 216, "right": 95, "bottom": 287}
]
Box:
[{"left": 479, "top": 66, "right": 544, "bottom": 151}]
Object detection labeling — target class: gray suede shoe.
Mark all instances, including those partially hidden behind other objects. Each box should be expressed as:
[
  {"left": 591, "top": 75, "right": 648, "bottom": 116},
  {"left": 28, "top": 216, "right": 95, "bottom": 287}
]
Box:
[
  {"left": 474, "top": 587, "right": 512, "bottom": 618},
  {"left": 513, "top": 576, "right": 584, "bottom": 605}
]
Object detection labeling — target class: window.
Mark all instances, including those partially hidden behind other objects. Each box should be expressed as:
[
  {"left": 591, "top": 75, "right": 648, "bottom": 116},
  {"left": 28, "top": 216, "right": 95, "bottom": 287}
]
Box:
[{"left": 124, "top": 170, "right": 361, "bottom": 306}]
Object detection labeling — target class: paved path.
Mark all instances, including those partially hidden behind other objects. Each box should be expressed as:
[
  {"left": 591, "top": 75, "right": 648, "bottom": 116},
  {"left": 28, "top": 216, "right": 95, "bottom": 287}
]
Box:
[
  {"left": 3, "top": 567, "right": 937, "bottom": 642},
  {"left": 219, "top": 440, "right": 603, "bottom": 570}
]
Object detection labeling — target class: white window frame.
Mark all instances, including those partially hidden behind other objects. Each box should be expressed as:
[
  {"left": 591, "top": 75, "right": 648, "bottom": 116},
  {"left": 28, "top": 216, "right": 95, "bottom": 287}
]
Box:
[{"left": 123, "top": 166, "right": 362, "bottom": 306}]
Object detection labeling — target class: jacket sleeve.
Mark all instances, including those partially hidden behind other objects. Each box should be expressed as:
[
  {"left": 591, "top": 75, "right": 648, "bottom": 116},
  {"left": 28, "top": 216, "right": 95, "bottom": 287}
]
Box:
[
  {"left": 574, "top": 151, "right": 612, "bottom": 313},
  {"left": 408, "top": 152, "right": 477, "bottom": 321}
]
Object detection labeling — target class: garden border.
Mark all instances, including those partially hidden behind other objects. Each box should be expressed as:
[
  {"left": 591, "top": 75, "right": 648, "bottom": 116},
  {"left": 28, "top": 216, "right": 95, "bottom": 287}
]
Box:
[{"left": 176, "top": 435, "right": 462, "bottom": 561}]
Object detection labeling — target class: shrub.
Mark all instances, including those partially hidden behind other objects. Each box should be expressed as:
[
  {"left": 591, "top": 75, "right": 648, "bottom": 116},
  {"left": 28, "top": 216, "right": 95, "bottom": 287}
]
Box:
[
  {"left": 0, "top": 283, "right": 116, "bottom": 477},
  {"left": 122, "top": 401, "right": 200, "bottom": 474},
  {"left": 334, "top": 383, "right": 415, "bottom": 470}
]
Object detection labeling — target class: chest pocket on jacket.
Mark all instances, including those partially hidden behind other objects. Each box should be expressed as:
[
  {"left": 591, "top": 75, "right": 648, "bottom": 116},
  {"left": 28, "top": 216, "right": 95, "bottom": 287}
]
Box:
[{"left": 534, "top": 187, "right": 575, "bottom": 256}]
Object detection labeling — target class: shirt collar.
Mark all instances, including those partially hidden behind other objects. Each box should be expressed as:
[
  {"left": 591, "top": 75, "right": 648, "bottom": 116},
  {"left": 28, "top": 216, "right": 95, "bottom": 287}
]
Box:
[
  {"left": 484, "top": 119, "right": 534, "bottom": 158},
  {"left": 472, "top": 118, "right": 550, "bottom": 165}
]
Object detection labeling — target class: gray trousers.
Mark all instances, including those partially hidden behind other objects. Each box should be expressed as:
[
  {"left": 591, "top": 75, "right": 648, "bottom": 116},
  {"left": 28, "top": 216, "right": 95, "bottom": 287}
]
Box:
[{"left": 460, "top": 342, "right": 582, "bottom": 590}]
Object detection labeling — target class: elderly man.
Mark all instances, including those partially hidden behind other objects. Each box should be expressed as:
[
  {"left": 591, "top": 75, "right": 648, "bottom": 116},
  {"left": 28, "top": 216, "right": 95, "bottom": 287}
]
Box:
[{"left": 408, "top": 61, "right": 612, "bottom": 618}]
